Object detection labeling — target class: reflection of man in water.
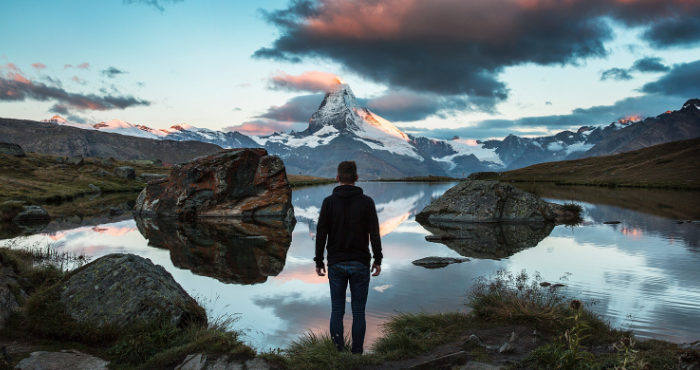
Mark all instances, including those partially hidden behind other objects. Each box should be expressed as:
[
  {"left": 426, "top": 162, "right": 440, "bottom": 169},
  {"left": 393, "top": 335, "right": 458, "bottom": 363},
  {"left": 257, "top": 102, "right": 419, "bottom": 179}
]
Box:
[{"left": 314, "top": 161, "right": 383, "bottom": 354}]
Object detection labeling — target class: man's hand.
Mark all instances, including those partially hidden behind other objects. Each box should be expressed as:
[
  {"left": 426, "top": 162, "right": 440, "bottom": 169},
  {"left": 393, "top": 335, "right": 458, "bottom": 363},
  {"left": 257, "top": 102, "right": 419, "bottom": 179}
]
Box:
[
  {"left": 316, "top": 266, "right": 326, "bottom": 276},
  {"left": 371, "top": 264, "right": 381, "bottom": 276}
]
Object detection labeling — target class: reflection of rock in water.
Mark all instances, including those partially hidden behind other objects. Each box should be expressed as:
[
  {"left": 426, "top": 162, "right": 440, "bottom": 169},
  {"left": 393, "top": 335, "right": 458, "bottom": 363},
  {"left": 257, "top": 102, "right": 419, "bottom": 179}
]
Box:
[
  {"left": 135, "top": 217, "right": 292, "bottom": 284},
  {"left": 420, "top": 222, "right": 554, "bottom": 259}
]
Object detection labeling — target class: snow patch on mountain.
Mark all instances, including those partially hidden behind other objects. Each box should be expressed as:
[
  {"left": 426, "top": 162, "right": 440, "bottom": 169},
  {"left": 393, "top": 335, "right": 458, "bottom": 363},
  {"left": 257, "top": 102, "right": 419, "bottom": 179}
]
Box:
[
  {"left": 264, "top": 126, "right": 340, "bottom": 148},
  {"left": 564, "top": 141, "right": 594, "bottom": 154}
]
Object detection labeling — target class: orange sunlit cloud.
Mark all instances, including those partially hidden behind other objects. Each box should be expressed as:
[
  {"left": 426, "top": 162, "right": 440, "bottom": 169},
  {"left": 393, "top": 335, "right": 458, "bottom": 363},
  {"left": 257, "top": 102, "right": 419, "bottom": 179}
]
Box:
[
  {"left": 31, "top": 62, "right": 47, "bottom": 70},
  {"left": 618, "top": 115, "right": 642, "bottom": 124},
  {"left": 270, "top": 71, "right": 344, "bottom": 93}
]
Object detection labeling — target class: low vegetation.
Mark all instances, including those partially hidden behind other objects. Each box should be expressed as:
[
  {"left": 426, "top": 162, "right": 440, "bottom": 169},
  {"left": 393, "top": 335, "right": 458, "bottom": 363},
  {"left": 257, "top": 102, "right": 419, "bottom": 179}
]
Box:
[
  {"left": 2, "top": 247, "right": 694, "bottom": 369},
  {"left": 287, "top": 174, "right": 336, "bottom": 188},
  {"left": 477, "top": 137, "right": 700, "bottom": 190},
  {"left": 0, "top": 152, "right": 168, "bottom": 205},
  {"left": 374, "top": 175, "right": 461, "bottom": 182}
]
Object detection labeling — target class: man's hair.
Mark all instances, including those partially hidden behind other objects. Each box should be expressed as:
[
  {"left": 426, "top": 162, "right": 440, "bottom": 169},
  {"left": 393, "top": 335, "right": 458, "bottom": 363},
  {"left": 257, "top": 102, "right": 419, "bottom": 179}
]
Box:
[{"left": 337, "top": 161, "right": 358, "bottom": 183}]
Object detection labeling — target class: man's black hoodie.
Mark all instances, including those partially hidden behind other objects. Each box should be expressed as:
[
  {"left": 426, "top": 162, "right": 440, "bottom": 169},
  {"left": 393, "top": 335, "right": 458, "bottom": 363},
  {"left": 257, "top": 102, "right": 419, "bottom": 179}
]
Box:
[{"left": 314, "top": 185, "right": 382, "bottom": 268}]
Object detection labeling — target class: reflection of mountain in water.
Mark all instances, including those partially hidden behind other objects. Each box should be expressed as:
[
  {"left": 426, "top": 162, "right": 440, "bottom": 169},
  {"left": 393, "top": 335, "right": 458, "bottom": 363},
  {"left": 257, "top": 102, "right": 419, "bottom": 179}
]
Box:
[
  {"left": 135, "top": 217, "right": 292, "bottom": 284},
  {"left": 420, "top": 222, "right": 554, "bottom": 259},
  {"left": 293, "top": 182, "right": 455, "bottom": 236}
]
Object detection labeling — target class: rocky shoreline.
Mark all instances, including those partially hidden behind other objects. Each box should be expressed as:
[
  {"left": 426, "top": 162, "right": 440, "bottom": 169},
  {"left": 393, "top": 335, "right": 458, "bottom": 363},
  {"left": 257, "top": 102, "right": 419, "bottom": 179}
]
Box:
[{"left": 2, "top": 248, "right": 698, "bottom": 369}]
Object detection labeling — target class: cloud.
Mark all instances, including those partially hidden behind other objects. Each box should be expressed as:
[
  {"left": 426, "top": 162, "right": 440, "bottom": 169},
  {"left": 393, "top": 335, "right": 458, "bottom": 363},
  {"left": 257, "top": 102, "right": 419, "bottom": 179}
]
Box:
[
  {"left": 64, "top": 64, "right": 73, "bottom": 69},
  {"left": 71, "top": 76, "right": 87, "bottom": 85},
  {"left": 32, "top": 63, "right": 47, "bottom": 70},
  {"left": 102, "top": 66, "right": 127, "bottom": 78},
  {"left": 642, "top": 13, "right": 700, "bottom": 48},
  {"left": 600, "top": 67, "right": 633, "bottom": 81},
  {"left": 406, "top": 94, "right": 686, "bottom": 140},
  {"left": 0, "top": 65, "right": 150, "bottom": 112},
  {"left": 270, "top": 71, "right": 343, "bottom": 92},
  {"left": 258, "top": 93, "right": 323, "bottom": 123},
  {"left": 641, "top": 60, "right": 700, "bottom": 97},
  {"left": 362, "top": 91, "right": 492, "bottom": 122},
  {"left": 77, "top": 62, "right": 90, "bottom": 70},
  {"left": 630, "top": 57, "right": 669, "bottom": 73},
  {"left": 225, "top": 119, "right": 307, "bottom": 136},
  {"left": 122, "top": 0, "right": 183, "bottom": 12},
  {"left": 255, "top": 0, "right": 700, "bottom": 104}
]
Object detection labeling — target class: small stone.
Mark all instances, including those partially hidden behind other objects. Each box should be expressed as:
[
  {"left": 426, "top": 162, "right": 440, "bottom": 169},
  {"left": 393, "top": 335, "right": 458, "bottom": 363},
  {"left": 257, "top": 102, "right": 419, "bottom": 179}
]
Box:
[
  {"left": 114, "top": 166, "right": 136, "bottom": 180},
  {"left": 68, "top": 156, "right": 84, "bottom": 166},
  {"left": 88, "top": 184, "right": 101, "bottom": 193},
  {"left": 12, "top": 205, "right": 50, "bottom": 226},
  {"left": 0, "top": 142, "right": 25, "bottom": 157},
  {"left": 509, "top": 331, "right": 518, "bottom": 343},
  {"left": 498, "top": 342, "right": 515, "bottom": 354},
  {"left": 412, "top": 256, "right": 469, "bottom": 269},
  {"left": 603, "top": 221, "right": 621, "bottom": 224},
  {"left": 539, "top": 282, "right": 551, "bottom": 287}
]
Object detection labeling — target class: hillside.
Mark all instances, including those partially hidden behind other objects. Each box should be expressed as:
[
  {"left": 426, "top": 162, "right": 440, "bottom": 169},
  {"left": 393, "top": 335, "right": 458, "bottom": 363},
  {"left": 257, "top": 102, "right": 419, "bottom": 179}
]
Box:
[
  {"left": 0, "top": 118, "right": 223, "bottom": 163},
  {"left": 477, "top": 137, "right": 700, "bottom": 189}
]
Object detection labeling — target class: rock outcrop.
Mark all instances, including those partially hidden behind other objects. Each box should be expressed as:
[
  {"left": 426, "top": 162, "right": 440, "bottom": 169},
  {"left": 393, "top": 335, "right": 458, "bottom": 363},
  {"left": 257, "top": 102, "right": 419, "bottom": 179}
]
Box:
[
  {"left": 135, "top": 217, "right": 292, "bottom": 284},
  {"left": 416, "top": 180, "right": 557, "bottom": 225},
  {"left": 134, "top": 149, "right": 295, "bottom": 223},
  {"left": 176, "top": 353, "right": 270, "bottom": 370},
  {"left": 16, "top": 350, "right": 109, "bottom": 370},
  {"left": 42, "top": 254, "right": 205, "bottom": 328},
  {"left": 0, "top": 255, "right": 28, "bottom": 329},
  {"left": 0, "top": 142, "right": 25, "bottom": 157}
]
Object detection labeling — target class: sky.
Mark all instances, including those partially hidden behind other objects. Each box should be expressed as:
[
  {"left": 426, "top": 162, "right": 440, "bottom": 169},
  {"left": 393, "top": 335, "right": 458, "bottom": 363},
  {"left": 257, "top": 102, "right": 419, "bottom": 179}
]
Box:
[{"left": 1, "top": 0, "right": 699, "bottom": 140}]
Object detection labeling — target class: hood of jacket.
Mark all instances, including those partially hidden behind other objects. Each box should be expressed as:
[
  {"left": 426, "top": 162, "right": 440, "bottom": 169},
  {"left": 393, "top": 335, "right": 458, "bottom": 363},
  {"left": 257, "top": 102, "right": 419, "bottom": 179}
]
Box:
[{"left": 333, "top": 184, "right": 363, "bottom": 198}]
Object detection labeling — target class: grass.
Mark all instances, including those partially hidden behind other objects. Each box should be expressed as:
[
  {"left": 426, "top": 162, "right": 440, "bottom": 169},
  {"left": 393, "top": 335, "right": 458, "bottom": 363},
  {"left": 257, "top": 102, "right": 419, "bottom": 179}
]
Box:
[
  {"left": 491, "top": 137, "right": 700, "bottom": 190},
  {"left": 287, "top": 174, "right": 337, "bottom": 188},
  {"left": 374, "top": 175, "right": 461, "bottom": 182},
  {"left": 0, "top": 152, "right": 168, "bottom": 205}
]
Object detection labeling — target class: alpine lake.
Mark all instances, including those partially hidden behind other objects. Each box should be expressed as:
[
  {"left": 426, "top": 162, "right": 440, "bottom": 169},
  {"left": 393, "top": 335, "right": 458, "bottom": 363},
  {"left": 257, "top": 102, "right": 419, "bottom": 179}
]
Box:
[{"left": 2, "top": 181, "right": 699, "bottom": 351}]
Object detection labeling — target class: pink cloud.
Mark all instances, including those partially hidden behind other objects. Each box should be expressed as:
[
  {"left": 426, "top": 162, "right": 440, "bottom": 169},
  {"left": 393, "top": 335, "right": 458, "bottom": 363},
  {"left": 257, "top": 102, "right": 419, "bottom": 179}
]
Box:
[
  {"left": 32, "top": 63, "right": 47, "bottom": 70},
  {"left": 226, "top": 119, "right": 306, "bottom": 136},
  {"left": 64, "top": 64, "right": 73, "bottom": 69},
  {"left": 77, "top": 62, "right": 90, "bottom": 69},
  {"left": 72, "top": 76, "right": 86, "bottom": 84},
  {"left": 270, "top": 71, "right": 343, "bottom": 93}
]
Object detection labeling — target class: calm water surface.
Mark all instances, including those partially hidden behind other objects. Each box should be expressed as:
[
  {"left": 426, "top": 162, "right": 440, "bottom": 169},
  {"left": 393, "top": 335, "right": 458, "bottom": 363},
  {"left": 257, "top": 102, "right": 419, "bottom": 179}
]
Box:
[{"left": 2, "top": 182, "right": 699, "bottom": 350}]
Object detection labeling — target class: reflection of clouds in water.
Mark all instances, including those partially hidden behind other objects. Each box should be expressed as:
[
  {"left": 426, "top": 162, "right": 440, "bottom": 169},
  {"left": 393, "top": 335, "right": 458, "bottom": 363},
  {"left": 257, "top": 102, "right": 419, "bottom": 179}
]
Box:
[{"left": 373, "top": 284, "right": 392, "bottom": 293}]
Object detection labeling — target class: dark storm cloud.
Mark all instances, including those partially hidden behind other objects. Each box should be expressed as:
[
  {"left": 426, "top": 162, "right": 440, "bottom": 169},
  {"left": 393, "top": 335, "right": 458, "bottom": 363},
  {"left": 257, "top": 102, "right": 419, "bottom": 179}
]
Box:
[
  {"left": 407, "top": 94, "right": 686, "bottom": 140},
  {"left": 0, "top": 73, "right": 150, "bottom": 111},
  {"left": 122, "top": 0, "right": 183, "bottom": 12},
  {"left": 630, "top": 57, "right": 669, "bottom": 73},
  {"left": 641, "top": 60, "right": 700, "bottom": 97},
  {"left": 643, "top": 15, "right": 700, "bottom": 48},
  {"left": 258, "top": 94, "right": 323, "bottom": 122},
  {"left": 102, "top": 66, "right": 127, "bottom": 78},
  {"left": 254, "top": 0, "right": 700, "bottom": 104},
  {"left": 600, "top": 68, "right": 633, "bottom": 81}
]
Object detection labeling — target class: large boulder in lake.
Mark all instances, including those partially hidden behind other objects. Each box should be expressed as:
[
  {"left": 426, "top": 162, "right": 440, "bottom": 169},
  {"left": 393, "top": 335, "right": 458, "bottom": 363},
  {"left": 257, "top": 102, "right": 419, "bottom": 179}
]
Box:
[
  {"left": 134, "top": 148, "right": 294, "bottom": 223},
  {"left": 35, "top": 254, "right": 205, "bottom": 329},
  {"left": 416, "top": 180, "right": 557, "bottom": 225}
]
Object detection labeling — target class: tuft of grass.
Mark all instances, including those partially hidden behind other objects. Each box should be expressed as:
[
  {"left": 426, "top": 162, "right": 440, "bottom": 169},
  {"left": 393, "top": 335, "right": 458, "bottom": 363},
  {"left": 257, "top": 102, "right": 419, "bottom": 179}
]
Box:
[
  {"left": 373, "top": 312, "right": 473, "bottom": 360},
  {"left": 562, "top": 202, "right": 583, "bottom": 214},
  {"left": 282, "top": 332, "right": 382, "bottom": 370}
]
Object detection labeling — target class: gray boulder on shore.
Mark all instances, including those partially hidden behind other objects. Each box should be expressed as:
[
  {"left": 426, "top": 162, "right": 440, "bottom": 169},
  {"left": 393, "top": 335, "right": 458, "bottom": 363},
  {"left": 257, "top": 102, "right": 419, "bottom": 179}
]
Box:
[{"left": 44, "top": 253, "right": 206, "bottom": 329}]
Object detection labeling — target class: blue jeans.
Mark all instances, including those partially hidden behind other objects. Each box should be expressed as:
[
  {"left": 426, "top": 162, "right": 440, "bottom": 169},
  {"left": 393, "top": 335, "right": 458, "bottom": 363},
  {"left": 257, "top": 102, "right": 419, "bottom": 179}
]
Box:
[{"left": 328, "top": 261, "right": 370, "bottom": 354}]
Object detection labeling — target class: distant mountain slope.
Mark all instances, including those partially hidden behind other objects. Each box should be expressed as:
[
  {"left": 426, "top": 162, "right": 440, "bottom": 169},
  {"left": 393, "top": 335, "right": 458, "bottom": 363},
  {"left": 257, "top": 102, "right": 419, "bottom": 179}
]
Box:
[
  {"left": 582, "top": 99, "right": 700, "bottom": 158},
  {"left": 0, "top": 118, "right": 223, "bottom": 163},
  {"left": 494, "top": 137, "right": 700, "bottom": 189}
]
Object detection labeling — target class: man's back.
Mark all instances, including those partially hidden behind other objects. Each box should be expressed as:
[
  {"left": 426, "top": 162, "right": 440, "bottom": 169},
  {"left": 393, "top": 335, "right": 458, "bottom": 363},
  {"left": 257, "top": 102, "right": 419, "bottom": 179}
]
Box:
[{"left": 314, "top": 184, "right": 382, "bottom": 268}]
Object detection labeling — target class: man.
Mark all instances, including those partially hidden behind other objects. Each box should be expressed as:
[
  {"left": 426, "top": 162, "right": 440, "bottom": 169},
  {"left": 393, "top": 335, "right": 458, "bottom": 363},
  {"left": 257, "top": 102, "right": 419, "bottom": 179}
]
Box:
[{"left": 314, "top": 161, "right": 383, "bottom": 354}]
